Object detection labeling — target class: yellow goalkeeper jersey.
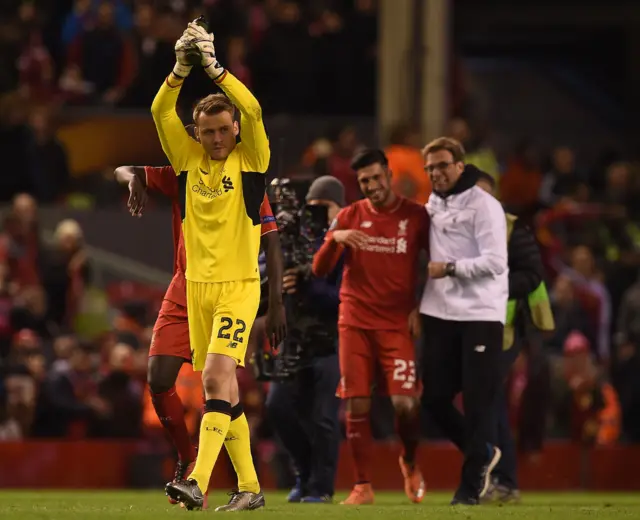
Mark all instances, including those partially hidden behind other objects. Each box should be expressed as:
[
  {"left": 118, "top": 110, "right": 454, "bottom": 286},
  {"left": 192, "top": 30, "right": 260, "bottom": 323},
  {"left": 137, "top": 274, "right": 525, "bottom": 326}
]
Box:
[{"left": 151, "top": 72, "right": 270, "bottom": 283}]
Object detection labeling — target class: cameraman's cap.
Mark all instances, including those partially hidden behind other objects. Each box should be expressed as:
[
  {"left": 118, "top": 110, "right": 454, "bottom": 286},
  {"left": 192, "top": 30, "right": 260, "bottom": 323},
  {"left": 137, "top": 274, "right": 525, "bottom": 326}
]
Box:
[{"left": 306, "top": 176, "right": 345, "bottom": 207}]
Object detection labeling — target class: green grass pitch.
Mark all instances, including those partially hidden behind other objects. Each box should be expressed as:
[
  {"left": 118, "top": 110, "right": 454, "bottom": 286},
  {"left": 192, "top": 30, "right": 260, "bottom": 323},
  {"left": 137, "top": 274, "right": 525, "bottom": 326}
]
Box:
[{"left": 0, "top": 491, "right": 639, "bottom": 519}]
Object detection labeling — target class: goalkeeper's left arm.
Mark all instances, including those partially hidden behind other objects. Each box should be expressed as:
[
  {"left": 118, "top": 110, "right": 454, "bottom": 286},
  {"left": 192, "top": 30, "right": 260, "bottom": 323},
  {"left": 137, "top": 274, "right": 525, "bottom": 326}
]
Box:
[
  {"left": 185, "top": 22, "right": 270, "bottom": 174},
  {"left": 150, "top": 30, "right": 200, "bottom": 174}
]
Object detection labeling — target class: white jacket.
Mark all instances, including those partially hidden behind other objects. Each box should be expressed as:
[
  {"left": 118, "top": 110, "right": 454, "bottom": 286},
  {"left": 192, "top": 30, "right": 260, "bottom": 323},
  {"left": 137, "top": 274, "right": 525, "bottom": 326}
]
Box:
[{"left": 420, "top": 180, "right": 509, "bottom": 323}]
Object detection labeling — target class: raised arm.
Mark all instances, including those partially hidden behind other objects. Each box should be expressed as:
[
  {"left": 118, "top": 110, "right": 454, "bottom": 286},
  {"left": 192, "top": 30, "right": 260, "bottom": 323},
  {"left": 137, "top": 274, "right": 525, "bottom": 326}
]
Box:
[
  {"left": 184, "top": 20, "right": 270, "bottom": 173},
  {"left": 216, "top": 72, "right": 270, "bottom": 173},
  {"left": 150, "top": 29, "right": 201, "bottom": 173},
  {"left": 151, "top": 78, "right": 196, "bottom": 173}
]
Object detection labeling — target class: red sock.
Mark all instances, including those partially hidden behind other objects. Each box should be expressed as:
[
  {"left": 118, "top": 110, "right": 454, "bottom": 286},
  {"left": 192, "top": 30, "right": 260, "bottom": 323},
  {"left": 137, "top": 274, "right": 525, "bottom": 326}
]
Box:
[
  {"left": 346, "top": 412, "right": 373, "bottom": 483},
  {"left": 396, "top": 410, "right": 421, "bottom": 465},
  {"left": 151, "top": 386, "right": 197, "bottom": 462}
]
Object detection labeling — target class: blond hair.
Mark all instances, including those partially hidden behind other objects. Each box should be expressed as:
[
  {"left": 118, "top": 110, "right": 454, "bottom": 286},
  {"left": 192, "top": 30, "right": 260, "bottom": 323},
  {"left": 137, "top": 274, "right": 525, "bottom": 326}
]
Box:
[{"left": 193, "top": 94, "right": 235, "bottom": 123}]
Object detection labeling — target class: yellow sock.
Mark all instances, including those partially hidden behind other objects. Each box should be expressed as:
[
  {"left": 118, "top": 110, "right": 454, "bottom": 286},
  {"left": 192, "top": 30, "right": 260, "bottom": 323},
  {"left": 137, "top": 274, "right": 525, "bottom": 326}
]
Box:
[
  {"left": 225, "top": 412, "right": 260, "bottom": 493},
  {"left": 189, "top": 411, "right": 231, "bottom": 493}
]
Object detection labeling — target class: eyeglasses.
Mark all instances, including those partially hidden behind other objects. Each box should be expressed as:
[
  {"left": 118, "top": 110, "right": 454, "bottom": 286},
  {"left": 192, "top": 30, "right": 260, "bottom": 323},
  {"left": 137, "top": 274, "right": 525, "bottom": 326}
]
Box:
[{"left": 424, "top": 161, "right": 455, "bottom": 173}]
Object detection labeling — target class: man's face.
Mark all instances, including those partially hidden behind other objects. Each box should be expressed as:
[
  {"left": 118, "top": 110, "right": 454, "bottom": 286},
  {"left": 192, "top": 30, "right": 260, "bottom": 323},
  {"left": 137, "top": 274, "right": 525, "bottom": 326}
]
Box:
[
  {"left": 195, "top": 111, "right": 239, "bottom": 161},
  {"left": 425, "top": 150, "right": 464, "bottom": 193},
  {"left": 356, "top": 163, "right": 392, "bottom": 206},
  {"left": 306, "top": 199, "right": 340, "bottom": 223}
]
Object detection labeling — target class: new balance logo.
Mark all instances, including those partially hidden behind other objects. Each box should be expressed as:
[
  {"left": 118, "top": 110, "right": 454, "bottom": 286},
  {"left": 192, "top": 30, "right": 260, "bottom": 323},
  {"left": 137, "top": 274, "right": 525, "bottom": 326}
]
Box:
[
  {"left": 225, "top": 435, "right": 239, "bottom": 442},
  {"left": 222, "top": 176, "right": 234, "bottom": 192}
]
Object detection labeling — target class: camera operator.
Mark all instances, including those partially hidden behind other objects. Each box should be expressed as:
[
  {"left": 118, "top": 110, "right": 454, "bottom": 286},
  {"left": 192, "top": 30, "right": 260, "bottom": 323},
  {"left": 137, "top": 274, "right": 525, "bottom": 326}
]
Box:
[{"left": 265, "top": 176, "right": 345, "bottom": 504}]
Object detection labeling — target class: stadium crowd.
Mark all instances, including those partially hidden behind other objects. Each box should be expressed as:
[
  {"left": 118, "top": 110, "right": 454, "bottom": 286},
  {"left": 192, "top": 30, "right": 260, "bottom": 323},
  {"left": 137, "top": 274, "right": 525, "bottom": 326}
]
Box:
[
  {"left": 0, "top": 0, "right": 376, "bottom": 114},
  {"left": 1, "top": 0, "right": 640, "bottom": 487}
]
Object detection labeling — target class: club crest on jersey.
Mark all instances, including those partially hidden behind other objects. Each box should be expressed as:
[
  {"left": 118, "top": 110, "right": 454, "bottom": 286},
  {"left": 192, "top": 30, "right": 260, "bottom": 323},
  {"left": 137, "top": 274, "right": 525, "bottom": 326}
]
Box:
[
  {"left": 398, "top": 219, "right": 408, "bottom": 236},
  {"left": 222, "top": 175, "right": 234, "bottom": 192}
]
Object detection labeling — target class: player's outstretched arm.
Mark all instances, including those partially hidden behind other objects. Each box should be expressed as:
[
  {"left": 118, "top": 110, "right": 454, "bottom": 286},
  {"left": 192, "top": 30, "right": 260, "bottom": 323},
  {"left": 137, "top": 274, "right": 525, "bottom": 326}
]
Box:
[
  {"left": 185, "top": 22, "right": 270, "bottom": 173},
  {"left": 114, "top": 166, "right": 147, "bottom": 217},
  {"left": 150, "top": 30, "right": 198, "bottom": 174}
]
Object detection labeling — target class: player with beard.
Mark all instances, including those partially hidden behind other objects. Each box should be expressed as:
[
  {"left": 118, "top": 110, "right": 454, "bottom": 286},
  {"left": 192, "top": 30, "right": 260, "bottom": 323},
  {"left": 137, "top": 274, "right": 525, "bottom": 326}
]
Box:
[{"left": 313, "top": 149, "right": 429, "bottom": 505}]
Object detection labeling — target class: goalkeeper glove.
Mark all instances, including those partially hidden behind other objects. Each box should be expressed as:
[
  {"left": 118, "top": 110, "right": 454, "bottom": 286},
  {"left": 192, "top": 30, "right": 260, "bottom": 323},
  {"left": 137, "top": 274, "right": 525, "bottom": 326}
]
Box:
[
  {"left": 173, "top": 32, "right": 195, "bottom": 79},
  {"left": 185, "top": 22, "right": 225, "bottom": 81}
]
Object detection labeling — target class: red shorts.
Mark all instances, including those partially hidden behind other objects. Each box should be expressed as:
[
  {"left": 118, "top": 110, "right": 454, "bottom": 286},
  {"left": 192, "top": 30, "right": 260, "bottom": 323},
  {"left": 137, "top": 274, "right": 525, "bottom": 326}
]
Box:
[
  {"left": 337, "top": 325, "right": 419, "bottom": 398},
  {"left": 149, "top": 299, "right": 191, "bottom": 362}
]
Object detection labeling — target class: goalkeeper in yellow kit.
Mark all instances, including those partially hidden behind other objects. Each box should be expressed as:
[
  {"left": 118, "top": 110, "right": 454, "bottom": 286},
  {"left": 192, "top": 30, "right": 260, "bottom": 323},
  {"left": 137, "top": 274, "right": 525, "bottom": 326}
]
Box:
[{"left": 153, "top": 20, "right": 270, "bottom": 511}]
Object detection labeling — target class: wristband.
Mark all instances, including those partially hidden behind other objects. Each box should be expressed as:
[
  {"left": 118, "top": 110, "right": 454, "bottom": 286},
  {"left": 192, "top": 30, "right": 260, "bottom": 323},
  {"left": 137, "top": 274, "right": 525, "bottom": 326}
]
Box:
[
  {"left": 172, "top": 62, "right": 192, "bottom": 79},
  {"left": 204, "top": 60, "right": 226, "bottom": 81}
]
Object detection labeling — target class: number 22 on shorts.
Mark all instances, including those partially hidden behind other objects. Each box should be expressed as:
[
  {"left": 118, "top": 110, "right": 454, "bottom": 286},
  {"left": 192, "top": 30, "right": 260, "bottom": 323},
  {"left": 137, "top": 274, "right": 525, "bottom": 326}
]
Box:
[
  {"left": 393, "top": 359, "right": 416, "bottom": 390},
  {"left": 217, "top": 317, "right": 246, "bottom": 348}
]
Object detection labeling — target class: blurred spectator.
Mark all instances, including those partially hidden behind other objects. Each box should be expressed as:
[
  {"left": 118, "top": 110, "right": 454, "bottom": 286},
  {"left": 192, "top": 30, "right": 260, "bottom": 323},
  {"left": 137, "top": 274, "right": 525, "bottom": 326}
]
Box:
[
  {"left": 0, "top": 92, "right": 40, "bottom": 200},
  {"left": 538, "top": 147, "right": 582, "bottom": 208},
  {"left": 42, "top": 219, "right": 90, "bottom": 330},
  {"left": 551, "top": 332, "right": 621, "bottom": 445},
  {"left": 546, "top": 275, "right": 594, "bottom": 357},
  {"left": 0, "top": 194, "right": 43, "bottom": 290},
  {"left": 28, "top": 106, "right": 70, "bottom": 202},
  {"left": 308, "top": 8, "right": 352, "bottom": 113},
  {"left": 1, "top": 364, "right": 37, "bottom": 439},
  {"left": 50, "top": 332, "right": 79, "bottom": 374},
  {"left": 92, "top": 342, "right": 142, "bottom": 438},
  {"left": 385, "top": 124, "right": 431, "bottom": 204},
  {"left": 500, "top": 139, "right": 544, "bottom": 217},
  {"left": 7, "top": 329, "right": 46, "bottom": 383},
  {"left": 561, "top": 245, "right": 612, "bottom": 362},
  {"left": 18, "top": 31, "right": 57, "bottom": 104},
  {"left": 599, "top": 162, "right": 635, "bottom": 213},
  {"left": 252, "top": 1, "right": 311, "bottom": 113},
  {"left": 11, "top": 284, "right": 51, "bottom": 340},
  {"left": 301, "top": 138, "right": 333, "bottom": 178},
  {"left": 31, "top": 341, "right": 107, "bottom": 437},
  {"left": 65, "top": 0, "right": 135, "bottom": 105},
  {"left": 62, "top": 0, "right": 132, "bottom": 46},
  {"left": 327, "top": 125, "right": 363, "bottom": 204},
  {"left": 123, "top": 2, "right": 176, "bottom": 107}
]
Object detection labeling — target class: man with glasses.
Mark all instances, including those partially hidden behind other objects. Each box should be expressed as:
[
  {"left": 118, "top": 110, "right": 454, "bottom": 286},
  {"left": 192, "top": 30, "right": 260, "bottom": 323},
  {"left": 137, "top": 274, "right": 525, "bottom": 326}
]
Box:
[{"left": 419, "top": 138, "right": 509, "bottom": 506}]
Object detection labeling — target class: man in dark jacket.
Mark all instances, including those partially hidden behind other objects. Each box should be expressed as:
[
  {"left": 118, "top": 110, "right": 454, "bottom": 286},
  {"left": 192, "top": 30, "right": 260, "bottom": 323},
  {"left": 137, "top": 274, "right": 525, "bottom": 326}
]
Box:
[{"left": 475, "top": 166, "right": 549, "bottom": 502}]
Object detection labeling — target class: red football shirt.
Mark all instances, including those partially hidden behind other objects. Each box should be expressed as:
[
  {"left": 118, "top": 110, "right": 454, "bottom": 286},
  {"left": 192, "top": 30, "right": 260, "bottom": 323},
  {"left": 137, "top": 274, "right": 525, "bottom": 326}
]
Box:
[
  {"left": 145, "top": 166, "right": 277, "bottom": 307},
  {"left": 313, "top": 197, "right": 429, "bottom": 330}
]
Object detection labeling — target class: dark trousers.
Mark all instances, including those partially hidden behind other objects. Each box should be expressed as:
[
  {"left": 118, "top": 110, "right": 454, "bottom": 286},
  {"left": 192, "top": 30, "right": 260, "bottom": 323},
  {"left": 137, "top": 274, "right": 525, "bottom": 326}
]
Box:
[
  {"left": 266, "top": 353, "right": 341, "bottom": 497},
  {"left": 420, "top": 314, "right": 504, "bottom": 496},
  {"left": 492, "top": 342, "right": 521, "bottom": 489}
]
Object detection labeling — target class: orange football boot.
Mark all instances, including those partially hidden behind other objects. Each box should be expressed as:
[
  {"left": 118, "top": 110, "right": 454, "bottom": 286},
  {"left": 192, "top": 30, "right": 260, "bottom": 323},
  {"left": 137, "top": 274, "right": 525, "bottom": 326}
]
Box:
[
  {"left": 398, "top": 456, "right": 426, "bottom": 503},
  {"left": 340, "top": 483, "right": 375, "bottom": 505}
]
